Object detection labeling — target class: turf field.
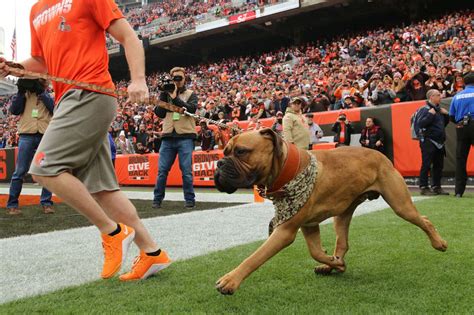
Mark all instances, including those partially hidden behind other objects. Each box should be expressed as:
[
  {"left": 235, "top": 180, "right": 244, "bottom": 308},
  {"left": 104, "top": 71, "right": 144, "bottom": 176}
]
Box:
[{"left": 1, "top": 195, "right": 472, "bottom": 313}]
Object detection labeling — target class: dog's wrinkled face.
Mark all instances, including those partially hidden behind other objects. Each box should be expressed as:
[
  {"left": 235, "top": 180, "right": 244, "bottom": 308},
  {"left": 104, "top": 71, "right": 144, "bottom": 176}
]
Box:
[{"left": 214, "top": 129, "right": 283, "bottom": 194}]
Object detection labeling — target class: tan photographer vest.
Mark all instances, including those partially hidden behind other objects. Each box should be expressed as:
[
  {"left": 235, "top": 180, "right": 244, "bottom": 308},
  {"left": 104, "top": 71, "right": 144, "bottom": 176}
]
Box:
[
  {"left": 18, "top": 91, "right": 52, "bottom": 135},
  {"left": 162, "top": 89, "right": 197, "bottom": 135}
]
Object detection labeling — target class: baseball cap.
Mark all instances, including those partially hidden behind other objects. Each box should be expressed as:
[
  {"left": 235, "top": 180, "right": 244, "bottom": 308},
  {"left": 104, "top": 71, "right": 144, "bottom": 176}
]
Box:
[{"left": 290, "top": 97, "right": 304, "bottom": 104}]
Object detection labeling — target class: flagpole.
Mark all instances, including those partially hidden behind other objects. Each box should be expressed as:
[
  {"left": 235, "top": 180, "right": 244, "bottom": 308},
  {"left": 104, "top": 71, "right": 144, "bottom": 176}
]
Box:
[{"left": 14, "top": 0, "right": 17, "bottom": 61}]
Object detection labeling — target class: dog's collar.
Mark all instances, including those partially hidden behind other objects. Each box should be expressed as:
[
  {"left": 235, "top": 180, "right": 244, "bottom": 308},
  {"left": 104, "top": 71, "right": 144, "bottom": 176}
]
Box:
[{"left": 266, "top": 141, "right": 301, "bottom": 195}]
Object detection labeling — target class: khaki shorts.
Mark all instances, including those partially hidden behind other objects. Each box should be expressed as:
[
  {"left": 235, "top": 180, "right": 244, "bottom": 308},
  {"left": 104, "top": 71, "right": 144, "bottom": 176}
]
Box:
[{"left": 29, "top": 89, "right": 119, "bottom": 193}]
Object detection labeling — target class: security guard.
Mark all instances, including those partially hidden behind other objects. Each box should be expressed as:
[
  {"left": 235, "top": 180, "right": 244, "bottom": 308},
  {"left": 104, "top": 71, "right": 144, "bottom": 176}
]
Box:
[{"left": 449, "top": 72, "right": 474, "bottom": 198}]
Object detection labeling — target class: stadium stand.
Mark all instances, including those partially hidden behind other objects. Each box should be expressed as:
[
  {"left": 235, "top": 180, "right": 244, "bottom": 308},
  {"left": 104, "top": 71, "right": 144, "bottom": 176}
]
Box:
[{"left": 0, "top": 4, "right": 472, "bottom": 153}]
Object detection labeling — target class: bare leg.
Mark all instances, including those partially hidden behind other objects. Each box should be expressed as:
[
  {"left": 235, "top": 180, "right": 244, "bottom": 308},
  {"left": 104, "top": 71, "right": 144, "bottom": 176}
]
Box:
[
  {"left": 216, "top": 224, "right": 298, "bottom": 295},
  {"left": 301, "top": 225, "right": 345, "bottom": 275},
  {"left": 32, "top": 173, "right": 116, "bottom": 234},
  {"left": 92, "top": 190, "right": 159, "bottom": 253}
]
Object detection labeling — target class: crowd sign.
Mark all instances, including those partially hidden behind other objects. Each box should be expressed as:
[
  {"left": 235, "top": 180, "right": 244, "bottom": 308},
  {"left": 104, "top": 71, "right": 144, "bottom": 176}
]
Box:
[
  {"left": 127, "top": 155, "right": 150, "bottom": 181},
  {"left": 192, "top": 152, "right": 223, "bottom": 185}
]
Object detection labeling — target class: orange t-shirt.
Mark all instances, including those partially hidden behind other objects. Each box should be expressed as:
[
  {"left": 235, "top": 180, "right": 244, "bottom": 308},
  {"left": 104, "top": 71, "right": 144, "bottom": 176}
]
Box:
[{"left": 30, "top": 0, "right": 124, "bottom": 103}]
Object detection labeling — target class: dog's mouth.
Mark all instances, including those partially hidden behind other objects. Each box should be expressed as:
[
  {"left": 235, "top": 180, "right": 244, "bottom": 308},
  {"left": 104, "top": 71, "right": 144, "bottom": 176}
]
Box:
[{"left": 214, "top": 158, "right": 257, "bottom": 194}]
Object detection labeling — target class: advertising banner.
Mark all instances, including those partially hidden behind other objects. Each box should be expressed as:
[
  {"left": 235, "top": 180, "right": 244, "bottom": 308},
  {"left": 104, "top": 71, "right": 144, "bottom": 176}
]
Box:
[{"left": 229, "top": 11, "right": 257, "bottom": 25}]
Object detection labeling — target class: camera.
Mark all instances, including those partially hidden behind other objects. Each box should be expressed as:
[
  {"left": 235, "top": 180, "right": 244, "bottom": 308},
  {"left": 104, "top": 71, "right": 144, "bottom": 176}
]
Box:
[
  {"left": 17, "top": 79, "right": 43, "bottom": 93},
  {"left": 157, "top": 75, "right": 176, "bottom": 93}
]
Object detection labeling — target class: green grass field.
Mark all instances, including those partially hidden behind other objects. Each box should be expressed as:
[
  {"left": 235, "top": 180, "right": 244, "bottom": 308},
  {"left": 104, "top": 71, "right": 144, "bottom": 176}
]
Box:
[{"left": 1, "top": 195, "right": 473, "bottom": 313}]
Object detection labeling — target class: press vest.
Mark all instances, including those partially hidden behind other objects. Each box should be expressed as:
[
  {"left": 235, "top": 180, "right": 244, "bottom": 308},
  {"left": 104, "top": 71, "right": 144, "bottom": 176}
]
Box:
[
  {"left": 18, "top": 92, "right": 52, "bottom": 135},
  {"left": 162, "top": 89, "right": 197, "bottom": 135}
]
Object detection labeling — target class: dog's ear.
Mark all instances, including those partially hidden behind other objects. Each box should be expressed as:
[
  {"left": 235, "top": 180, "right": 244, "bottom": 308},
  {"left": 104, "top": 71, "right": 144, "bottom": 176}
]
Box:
[{"left": 259, "top": 128, "right": 283, "bottom": 160}]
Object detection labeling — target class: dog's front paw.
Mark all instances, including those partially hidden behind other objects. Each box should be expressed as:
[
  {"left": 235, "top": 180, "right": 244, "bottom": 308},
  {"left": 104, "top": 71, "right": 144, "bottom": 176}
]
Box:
[
  {"left": 216, "top": 271, "right": 242, "bottom": 295},
  {"left": 331, "top": 256, "right": 346, "bottom": 272},
  {"left": 315, "top": 257, "right": 346, "bottom": 275},
  {"left": 314, "top": 264, "right": 333, "bottom": 275}
]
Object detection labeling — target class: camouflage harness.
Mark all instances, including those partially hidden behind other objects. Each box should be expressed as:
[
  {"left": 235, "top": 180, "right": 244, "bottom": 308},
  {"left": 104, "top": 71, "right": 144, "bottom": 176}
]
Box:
[{"left": 268, "top": 154, "right": 318, "bottom": 235}]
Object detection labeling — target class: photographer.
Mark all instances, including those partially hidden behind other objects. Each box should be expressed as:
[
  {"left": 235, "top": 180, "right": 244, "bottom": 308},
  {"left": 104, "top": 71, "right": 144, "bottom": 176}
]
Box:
[
  {"left": 6, "top": 79, "right": 54, "bottom": 215},
  {"left": 153, "top": 67, "right": 198, "bottom": 209},
  {"left": 331, "top": 112, "right": 353, "bottom": 146}
]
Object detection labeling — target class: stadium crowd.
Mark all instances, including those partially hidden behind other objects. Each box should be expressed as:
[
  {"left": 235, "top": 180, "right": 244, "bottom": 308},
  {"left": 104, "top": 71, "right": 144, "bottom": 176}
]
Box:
[
  {"left": 106, "top": 0, "right": 283, "bottom": 46},
  {"left": 1, "top": 10, "right": 472, "bottom": 154}
]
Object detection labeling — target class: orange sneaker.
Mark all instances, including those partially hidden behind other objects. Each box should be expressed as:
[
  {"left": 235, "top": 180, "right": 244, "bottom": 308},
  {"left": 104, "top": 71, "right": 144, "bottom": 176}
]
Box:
[
  {"left": 101, "top": 223, "right": 135, "bottom": 279},
  {"left": 119, "top": 250, "right": 171, "bottom": 281}
]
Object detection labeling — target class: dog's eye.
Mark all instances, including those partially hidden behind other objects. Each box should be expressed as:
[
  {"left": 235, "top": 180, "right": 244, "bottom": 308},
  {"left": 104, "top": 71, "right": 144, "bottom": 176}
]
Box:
[{"left": 235, "top": 148, "right": 248, "bottom": 156}]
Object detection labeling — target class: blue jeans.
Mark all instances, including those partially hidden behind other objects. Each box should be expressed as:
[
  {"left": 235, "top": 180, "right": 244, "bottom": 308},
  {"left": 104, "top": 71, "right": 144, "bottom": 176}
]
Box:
[
  {"left": 153, "top": 138, "right": 195, "bottom": 203},
  {"left": 7, "top": 134, "right": 53, "bottom": 208}
]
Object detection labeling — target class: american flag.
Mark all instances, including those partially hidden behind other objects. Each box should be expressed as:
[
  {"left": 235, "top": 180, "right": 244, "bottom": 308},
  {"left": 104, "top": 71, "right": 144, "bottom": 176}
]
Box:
[{"left": 10, "top": 28, "right": 17, "bottom": 61}]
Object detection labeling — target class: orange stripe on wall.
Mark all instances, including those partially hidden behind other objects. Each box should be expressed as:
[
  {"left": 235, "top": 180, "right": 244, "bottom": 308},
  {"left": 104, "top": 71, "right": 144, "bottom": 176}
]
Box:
[{"left": 313, "top": 107, "right": 361, "bottom": 125}]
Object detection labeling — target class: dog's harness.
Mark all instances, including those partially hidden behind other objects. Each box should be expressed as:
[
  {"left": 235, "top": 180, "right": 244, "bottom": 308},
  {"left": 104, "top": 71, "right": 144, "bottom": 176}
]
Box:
[{"left": 257, "top": 142, "right": 318, "bottom": 235}]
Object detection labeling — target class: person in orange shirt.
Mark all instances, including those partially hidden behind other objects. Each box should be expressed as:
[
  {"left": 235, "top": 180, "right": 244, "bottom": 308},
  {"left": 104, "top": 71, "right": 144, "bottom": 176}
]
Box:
[{"left": 0, "top": 0, "right": 170, "bottom": 281}]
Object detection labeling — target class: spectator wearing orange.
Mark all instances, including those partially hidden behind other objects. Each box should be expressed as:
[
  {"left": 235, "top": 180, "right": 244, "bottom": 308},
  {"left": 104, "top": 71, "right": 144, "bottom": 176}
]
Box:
[{"left": 332, "top": 112, "right": 353, "bottom": 146}]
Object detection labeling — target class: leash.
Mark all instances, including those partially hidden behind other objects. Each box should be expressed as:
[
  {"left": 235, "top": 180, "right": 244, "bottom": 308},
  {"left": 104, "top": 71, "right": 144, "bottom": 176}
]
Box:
[
  {"left": 5, "top": 61, "right": 243, "bottom": 132},
  {"left": 183, "top": 111, "right": 242, "bottom": 134},
  {"left": 5, "top": 61, "right": 184, "bottom": 113}
]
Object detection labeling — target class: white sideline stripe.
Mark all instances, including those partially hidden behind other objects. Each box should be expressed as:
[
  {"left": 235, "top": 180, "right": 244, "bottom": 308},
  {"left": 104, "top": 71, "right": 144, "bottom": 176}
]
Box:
[
  {"left": 0, "top": 187, "right": 255, "bottom": 203},
  {"left": 0, "top": 197, "right": 426, "bottom": 304}
]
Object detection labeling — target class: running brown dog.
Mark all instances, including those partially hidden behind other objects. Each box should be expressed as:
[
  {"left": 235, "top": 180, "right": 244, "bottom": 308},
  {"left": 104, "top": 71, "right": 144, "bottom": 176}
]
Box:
[{"left": 214, "top": 128, "right": 447, "bottom": 295}]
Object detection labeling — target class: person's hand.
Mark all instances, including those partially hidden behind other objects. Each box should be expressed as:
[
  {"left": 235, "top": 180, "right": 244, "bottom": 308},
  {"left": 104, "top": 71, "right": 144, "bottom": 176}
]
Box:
[
  {"left": 376, "top": 140, "right": 382, "bottom": 147},
  {"left": 0, "top": 57, "right": 24, "bottom": 78},
  {"left": 440, "top": 108, "right": 448, "bottom": 115},
  {"left": 168, "top": 84, "right": 178, "bottom": 100},
  {"left": 365, "top": 140, "right": 370, "bottom": 146},
  {"left": 0, "top": 57, "right": 9, "bottom": 79},
  {"left": 428, "top": 108, "right": 436, "bottom": 115},
  {"left": 127, "top": 79, "right": 149, "bottom": 104}
]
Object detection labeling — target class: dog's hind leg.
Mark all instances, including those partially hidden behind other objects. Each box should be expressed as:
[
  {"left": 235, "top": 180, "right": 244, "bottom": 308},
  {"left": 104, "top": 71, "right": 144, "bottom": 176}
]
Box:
[
  {"left": 301, "top": 225, "right": 345, "bottom": 275},
  {"left": 330, "top": 205, "right": 358, "bottom": 270},
  {"left": 379, "top": 172, "right": 448, "bottom": 252}
]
